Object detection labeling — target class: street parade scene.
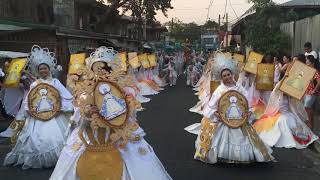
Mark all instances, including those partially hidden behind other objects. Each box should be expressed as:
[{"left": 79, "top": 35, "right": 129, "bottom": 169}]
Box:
[{"left": 0, "top": 0, "right": 320, "bottom": 180}]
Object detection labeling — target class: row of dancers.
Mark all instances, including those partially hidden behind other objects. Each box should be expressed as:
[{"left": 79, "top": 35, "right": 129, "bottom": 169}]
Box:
[
  {"left": 0, "top": 45, "right": 173, "bottom": 180},
  {"left": 186, "top": 51, "right": 319, "bottom": 164}
]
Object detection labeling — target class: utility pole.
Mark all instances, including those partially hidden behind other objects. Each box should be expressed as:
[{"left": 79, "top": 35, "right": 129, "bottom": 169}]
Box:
[
  {"left": 225, "top": 13, "right": 228, "bottom": 48},
  {"left": 218, "top": 14, "right": 221, "bottom": 31},
  {"left": 171, "top": 18, "right": 174, "bottom": 31}
]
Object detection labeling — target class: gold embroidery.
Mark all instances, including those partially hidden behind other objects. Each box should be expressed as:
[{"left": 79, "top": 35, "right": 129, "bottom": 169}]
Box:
[
  {"left": 10, "top": 120, "right": 25, "bottom": 146},
  {"left": 195, "top": 117, "right": 217, "bottom": 161},
  {"left": 76, "top": 128, "right": 123, "bottom": 180},
  {"left": 241, "top": 124, "right": 273, "bottom": 161},
  {"left": 138, "top": 147, "right": 148, "bottom": 156},
  {"left": 72, "top": 143, "right": 82, "bottom": 152}
]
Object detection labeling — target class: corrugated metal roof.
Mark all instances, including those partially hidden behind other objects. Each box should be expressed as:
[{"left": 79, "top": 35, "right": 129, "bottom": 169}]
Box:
[{"left": 280, "top": 0, "right": 320, "bottom": 7}]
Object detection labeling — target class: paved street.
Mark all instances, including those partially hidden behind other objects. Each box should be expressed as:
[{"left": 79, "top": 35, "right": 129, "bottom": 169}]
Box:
[{"left": 0, "top": 77, "right": 320, "bottom": 180}]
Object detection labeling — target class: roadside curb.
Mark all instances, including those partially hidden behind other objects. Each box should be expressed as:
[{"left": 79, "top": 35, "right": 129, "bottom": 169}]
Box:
[
  {"left": 313, "top": 140, "right": 320, "bottom": 153},
  {"left": 303, "top": 148, "right": 320, "bottom": 176}
]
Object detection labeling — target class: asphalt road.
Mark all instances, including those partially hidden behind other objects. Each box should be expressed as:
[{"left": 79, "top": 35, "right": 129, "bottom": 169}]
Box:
[{"left": 0, "top": 77, "right": 320, "bottom": 180}]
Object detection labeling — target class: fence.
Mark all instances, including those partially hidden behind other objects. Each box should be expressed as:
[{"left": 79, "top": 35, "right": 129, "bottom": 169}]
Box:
[{"left": 280, "top": 14, "right": 320, "bottom": 56}]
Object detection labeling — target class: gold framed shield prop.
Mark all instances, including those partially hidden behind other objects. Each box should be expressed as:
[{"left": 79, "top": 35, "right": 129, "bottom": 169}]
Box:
[
  {"left": 28, "top": 83, "right": 61, "bottom": 121},
  {"left": 244, "top": 51, "right": 264, "bottom": 74},
  {"left": 256, "top": 63, "right": 275, "bottom": 90},
  {"left": 216, "top": 90, "right": 249, "bottom": 128},
  {"left": 280, "top": 60, "right": 317, "bottom": 100},
  {"left": 94, "top": 81, "right": 129, "bottom": 128}
]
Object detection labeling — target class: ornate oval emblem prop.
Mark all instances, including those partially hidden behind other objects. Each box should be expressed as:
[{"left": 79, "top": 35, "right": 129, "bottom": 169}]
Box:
[
  {"left": 28, "top": 83, "right": 61, "bottom": 121},
  {"left": 216, "top": 90, "right": 249, "bottom": 128},
  {"left": 94, "top": 81, "right": 128, "bottom": 128}
]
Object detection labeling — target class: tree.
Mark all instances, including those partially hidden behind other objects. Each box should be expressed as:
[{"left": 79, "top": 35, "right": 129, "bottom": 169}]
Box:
[
  {"left": 166, "top": 19, "right": 219, "bottom": 44},
  {"left": 203, "top": 20, "right": 219, "bottom": 30},
  {"left": 165, "top": 19, "right": 202, "bottom": 43},
  {"left": 98, "top": 0, "right": 172, "bottom": 25}
]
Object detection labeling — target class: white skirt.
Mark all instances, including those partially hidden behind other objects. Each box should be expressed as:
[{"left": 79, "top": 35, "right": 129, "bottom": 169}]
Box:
[
  {"left": 0, "top": 126, "right": 15, "bottom": 138},
  {"left": 3, "top": 114, "right": 69, "bottom": 169},
  {"left": 50, "top": 128, "right": 172, "bottom": 180},
  {"left": 256, "top": 113, "right": 319, "bottom": 149},
  {"left": 135, "top": 94, "right": 151, "bottom": 103},
  {"left": 153, "top": 75, "right": 167, "bottom": 87},
  {"left": 137, "top": 82, "right": 159, "bottom": 96},
  {"left": 194, "top": 122, "right": 274, "bottom": 164},
  {"left": 189, "top": 101, "right": 202, "bottom": 114}
]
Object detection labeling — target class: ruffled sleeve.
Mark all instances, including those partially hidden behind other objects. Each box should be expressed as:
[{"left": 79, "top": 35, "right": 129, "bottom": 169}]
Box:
[{"left": 202, "top": 85, "right": 223, "bottom": 121}]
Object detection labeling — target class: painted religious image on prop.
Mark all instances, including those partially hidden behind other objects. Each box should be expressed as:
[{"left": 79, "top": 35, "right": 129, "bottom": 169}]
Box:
[
  {"left": 280, "top": 60, "right": 317, "bottom": 100},
  {"left": 256, "top": 63, "right": 275, "bottom": 90},
  {"left": 28, "top": 83, "right": 61, "bottom": 121},
  {"left": 216, "top": 90, "right": 249, "bottom": 128},
  {"left": 94, "top": 81, "right": 128, "bottom": 127},
  {"left": 244, "top": 51, "right": 264, "bottom": 74}
]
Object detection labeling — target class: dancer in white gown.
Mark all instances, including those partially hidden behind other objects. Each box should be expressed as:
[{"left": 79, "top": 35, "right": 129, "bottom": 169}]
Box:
[
  {"left": 186, "top": 54, "right": 274, "bottom": 164},
  {"left": 136, "top": 67, "right": 159, "bottom": 95},
  {"left": 253, "top": 81, "right": 318, "bottom": 149},
  {"left": 50, "top": 47, "right": 172, "bottom": 180},
  {"left": 189, "top": 58, "right": 213, "bottom": 115},
  {"left": 0, "top": 61, "right": 34, "bottom": 138},
  {"left": 151, "top": 63, "right": 167, "bottom": 87},
  {"left": 127, "top": 67, "right": 151, "bottom": 102},
  {"left": 0, "top": 86, "right": 25, "bottom": 137},
  {"left": 3, "top": 45, "right": 73, "bottom": 169}
]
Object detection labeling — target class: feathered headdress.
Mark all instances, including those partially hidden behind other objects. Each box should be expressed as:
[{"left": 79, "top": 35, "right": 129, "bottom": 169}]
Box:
[
  {"left": 211, "top": 52, "right": 239, "bottom": 80},
  {"left": 27, "top": 45, "right": 62, "bottom": 76},
  {"left": 86, "top": 46, "right": 119, "bottom": 70}
]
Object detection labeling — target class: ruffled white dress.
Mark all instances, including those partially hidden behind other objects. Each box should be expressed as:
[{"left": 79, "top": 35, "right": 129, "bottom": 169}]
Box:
[
  {"left": 3, "top": 78, "right": 73, "bottom": 169},
  {"left": 136, "top": 67, "right": 159, "bottom": 96},
  {"left": 189, "top": 73, "right": 211, "bottom": 115},
  {"left": 127, "top": 67, "right": 157, "bottom": 98},
  {"left": 152, "top": 65, "right": 167, "bottom": 87},
  {"left": 50, "top": 110, "right": 172, "bottom": 180},
  {"left": 0, "top": 86, "right": 26, "bottom": 137},
  {"left": 253, "top": 83, "right": 318, "bottom": 149},
  {"left": 186, "top": 83, "right": 274, "bottom": 164}
]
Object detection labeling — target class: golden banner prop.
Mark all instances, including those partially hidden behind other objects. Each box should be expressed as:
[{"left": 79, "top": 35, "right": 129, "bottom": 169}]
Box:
[
  {"left": 3, "top": 58, "right": 27, "bottom": 88},
  {"left": 128, "top": 52, "right": 141, "bottom": 69},
  {"left": 69, "top": 53, "right": 86, "bottom": 75},
  {"left": 244, "top": 51, "right": 264, "bottom": 74}
]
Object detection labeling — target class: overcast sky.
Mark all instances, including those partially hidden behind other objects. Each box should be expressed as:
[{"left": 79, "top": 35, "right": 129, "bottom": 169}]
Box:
[{"left": 155, "top": 0, "right": 291, "bottom": 25}]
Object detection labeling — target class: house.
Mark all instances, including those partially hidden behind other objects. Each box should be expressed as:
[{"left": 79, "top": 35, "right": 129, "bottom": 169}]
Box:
[{"left": 0, "top": 0, "right": 167, "bottom": 82}]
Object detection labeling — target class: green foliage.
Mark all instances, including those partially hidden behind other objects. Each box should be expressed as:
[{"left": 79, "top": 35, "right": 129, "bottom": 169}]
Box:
[
  {"left": 244, "top": 3, "right": 291, "bottom": 55},
  {"left": 203, "top": 20, "right": 219, "bottom": 30},
  {"left": 166, "top": 19, "right": 219, "bottom": 43},
  {"left": 114, "top": 0, "right": 173, "bottom": 24},
  {"left": 247, "top": 0, "right": 274, "bottom": 9}
]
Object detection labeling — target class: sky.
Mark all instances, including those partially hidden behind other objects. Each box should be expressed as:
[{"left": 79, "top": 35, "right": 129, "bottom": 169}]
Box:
[{"left": 155, "top": 0, "right": 291, "bottom": 25}]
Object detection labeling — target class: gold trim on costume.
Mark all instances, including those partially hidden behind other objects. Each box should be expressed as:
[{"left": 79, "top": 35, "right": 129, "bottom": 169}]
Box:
[{"left": 195, "top": 117, "right": 217, "bottom": 161}]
